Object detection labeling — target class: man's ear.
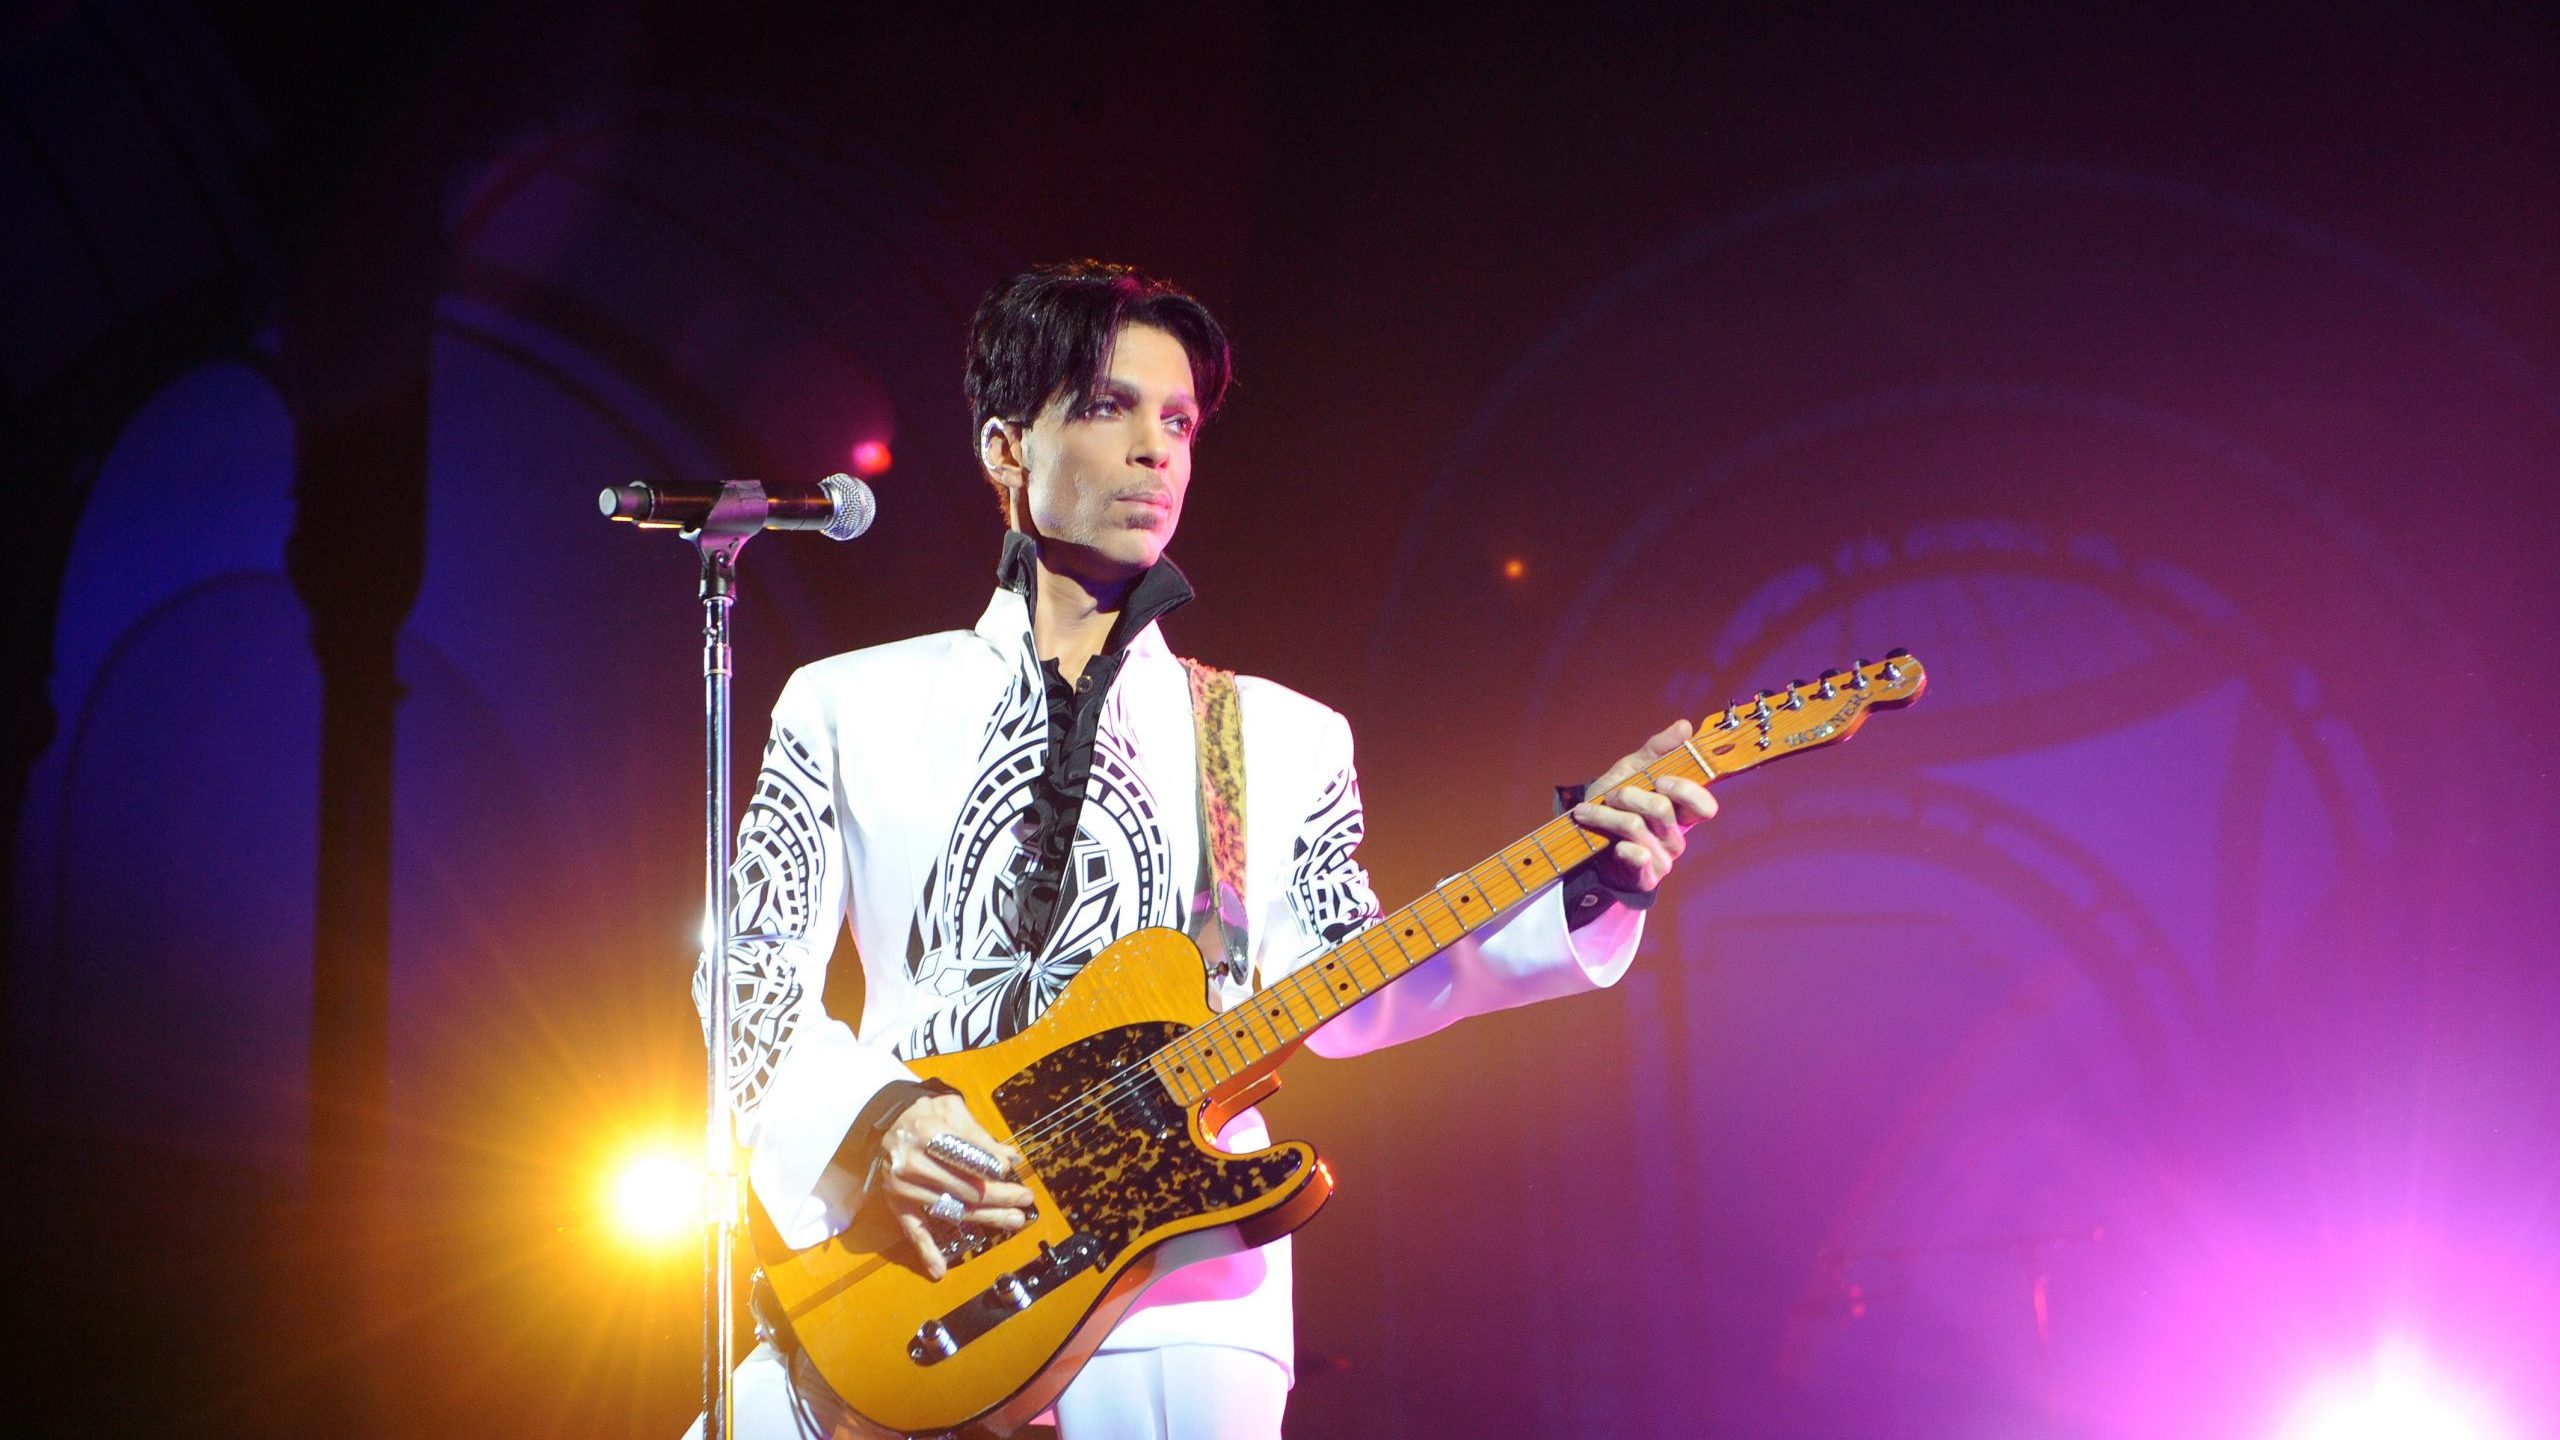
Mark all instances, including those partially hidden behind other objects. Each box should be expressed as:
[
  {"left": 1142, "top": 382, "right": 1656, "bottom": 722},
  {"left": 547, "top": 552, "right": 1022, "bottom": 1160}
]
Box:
[{"left": 981, "top": 418, "right": 1027, "bottom": 521}]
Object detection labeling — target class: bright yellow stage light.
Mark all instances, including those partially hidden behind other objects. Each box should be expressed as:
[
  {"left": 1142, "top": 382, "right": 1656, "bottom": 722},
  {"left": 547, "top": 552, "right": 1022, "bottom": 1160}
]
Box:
[{"left": 608, "top": 1145, "right": 703, "bottom": 1245}]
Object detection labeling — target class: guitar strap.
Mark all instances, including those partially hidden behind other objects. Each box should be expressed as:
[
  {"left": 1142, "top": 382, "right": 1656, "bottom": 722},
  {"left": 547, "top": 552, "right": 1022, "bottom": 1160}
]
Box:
[{"left": 1180, "top": 657, "right": 1251, "bottom": 988}]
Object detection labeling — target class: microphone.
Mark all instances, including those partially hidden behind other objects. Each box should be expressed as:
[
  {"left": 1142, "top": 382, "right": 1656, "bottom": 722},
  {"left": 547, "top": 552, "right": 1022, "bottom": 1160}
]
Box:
[{"left": 599, "top": 474, "right": 877, "bottom": 541}]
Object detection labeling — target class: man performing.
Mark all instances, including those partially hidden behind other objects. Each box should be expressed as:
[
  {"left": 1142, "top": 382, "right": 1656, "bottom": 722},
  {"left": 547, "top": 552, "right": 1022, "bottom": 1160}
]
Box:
[{"left": 692, "top": 261, "right": 1717, "bottom": 1438}]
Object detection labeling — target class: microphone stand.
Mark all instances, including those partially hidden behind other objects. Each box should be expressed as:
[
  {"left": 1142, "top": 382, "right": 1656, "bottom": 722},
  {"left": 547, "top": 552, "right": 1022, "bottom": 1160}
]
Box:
[
  {"left": 606, "top": 475, "right": 872, "bottom": 1438},
  {"left": 683, "top": 485, "right": 770, "bottom": 1440}
]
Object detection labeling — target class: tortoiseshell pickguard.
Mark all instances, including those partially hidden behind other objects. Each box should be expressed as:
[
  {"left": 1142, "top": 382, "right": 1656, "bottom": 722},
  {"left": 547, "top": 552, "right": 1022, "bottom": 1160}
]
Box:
[{"left": 992, "top": 1022, "right": 1301, "bottom": 1264}]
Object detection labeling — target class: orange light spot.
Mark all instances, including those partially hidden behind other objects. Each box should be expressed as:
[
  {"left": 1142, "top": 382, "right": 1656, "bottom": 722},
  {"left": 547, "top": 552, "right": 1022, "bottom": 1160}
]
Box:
[
  {"left": 606, "top": 1145, "right": 702, "bottom": 1246},
  {"left": 1501, "top": 557, "right": 1527, "bottom": 581}
]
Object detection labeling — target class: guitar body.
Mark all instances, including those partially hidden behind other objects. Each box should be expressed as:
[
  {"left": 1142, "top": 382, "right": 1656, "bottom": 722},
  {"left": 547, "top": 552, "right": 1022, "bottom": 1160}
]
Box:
[{"left": 756, "top": 927, "right": 1331, "bottom": 1438}]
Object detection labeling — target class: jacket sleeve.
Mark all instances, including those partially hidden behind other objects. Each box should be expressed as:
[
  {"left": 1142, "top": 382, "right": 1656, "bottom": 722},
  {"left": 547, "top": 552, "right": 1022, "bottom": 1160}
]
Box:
[
  {"left": 693, "top": 669, "right": 920, "bottom": 1246},
  {"left": 1256, "top": 709, "right": 1647, "bottom": 1059}
]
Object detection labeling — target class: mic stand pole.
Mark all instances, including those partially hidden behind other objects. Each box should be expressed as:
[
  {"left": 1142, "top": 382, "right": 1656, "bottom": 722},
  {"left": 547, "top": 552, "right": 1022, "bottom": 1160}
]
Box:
[{"left": 688, "top": 485, "right": 769, "bottom": 1440}]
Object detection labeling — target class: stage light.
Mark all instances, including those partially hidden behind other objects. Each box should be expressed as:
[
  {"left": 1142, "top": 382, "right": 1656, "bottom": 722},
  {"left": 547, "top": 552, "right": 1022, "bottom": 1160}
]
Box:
[
  {"left": 1501, "top": 557, "right": 1527, "bottom": 581},
  {"left": 608, "top": 1144, "right": 702, "bottom": 1246},
  {"left": 850, "top": 439, "right": 893, "bottom": 477},
  {"left": 2275, "top": 1338, "right": 2512, "bottom": 1440}
]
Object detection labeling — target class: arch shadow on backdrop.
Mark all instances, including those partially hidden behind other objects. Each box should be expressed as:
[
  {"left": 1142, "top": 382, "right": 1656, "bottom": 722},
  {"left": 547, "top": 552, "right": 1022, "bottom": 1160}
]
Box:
[
  {"left": 380, "top": 98, "right": 1010, "bottom": 1431},
  {"left": 8, "top": 357, "right": 313, "bottom": 1432},
  {"left": 1287, "top": 163, "right": 2560, "bottom": 1440}
]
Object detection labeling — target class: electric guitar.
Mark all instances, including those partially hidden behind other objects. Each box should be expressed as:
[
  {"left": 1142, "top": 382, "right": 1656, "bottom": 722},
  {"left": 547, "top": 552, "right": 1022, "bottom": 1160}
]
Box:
[{"left": 752, "top": 652, "right": 1928, "bottom": 1437}]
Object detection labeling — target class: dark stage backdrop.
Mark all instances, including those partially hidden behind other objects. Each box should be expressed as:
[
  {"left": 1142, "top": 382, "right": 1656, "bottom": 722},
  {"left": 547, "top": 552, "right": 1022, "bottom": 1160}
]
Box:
[{"left": 6, "top": 4, "right": 2556, "bottom": 1437}]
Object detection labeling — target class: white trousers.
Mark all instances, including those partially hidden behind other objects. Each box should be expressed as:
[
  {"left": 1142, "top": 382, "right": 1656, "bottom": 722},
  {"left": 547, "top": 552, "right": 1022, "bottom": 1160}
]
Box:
[{"left": 685, "top": 1340, "right": 1287, "bottom": 1440}]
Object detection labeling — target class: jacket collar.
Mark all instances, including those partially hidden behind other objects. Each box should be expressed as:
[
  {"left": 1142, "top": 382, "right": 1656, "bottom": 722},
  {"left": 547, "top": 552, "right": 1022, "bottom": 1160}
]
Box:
[{"left": 975, "top": 529, "right": 1194, "bottom": 664}]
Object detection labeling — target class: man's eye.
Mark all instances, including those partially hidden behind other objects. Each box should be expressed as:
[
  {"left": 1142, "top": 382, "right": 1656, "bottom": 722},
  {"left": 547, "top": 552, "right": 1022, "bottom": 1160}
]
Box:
[
  {"left": 1080, "top": 395, "right": 1123, "bottom": 418},
  {"left": 1166, "top": 414, "right": 1197, "bottom": 437}
]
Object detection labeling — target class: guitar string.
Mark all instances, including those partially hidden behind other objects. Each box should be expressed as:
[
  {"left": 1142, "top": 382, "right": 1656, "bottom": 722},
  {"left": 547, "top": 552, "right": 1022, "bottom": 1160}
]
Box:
[
  {"left": 988, "top": 724, "right": 1770, "bottom": 1166},
  {"left": 991, "top": 852, "right": 1528, "bottom": 1169},
  {"left": 990, "top": 772, "right": 1649, "bottom": 1162},
  {"left": 989, "top": 721, "right": 1777, "bottom": 1170},
  {"left": 997, "top": 659, "right": 1920, "bottom": 1163},
  {"left": 986, "top": 740, "right": 1723, "bottom": 1170},
  {"left": 921, "top": 678, "right": 1911, "bottom": 1227}
]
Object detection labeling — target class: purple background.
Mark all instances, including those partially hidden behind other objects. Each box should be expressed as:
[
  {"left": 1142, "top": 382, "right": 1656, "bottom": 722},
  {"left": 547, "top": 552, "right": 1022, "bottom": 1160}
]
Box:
[{"left": 6, "top": 4, "right": 2556, "bottom": 1436}]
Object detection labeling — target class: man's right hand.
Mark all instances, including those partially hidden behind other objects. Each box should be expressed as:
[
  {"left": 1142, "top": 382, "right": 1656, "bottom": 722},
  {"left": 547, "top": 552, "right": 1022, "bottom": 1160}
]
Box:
[{"left": 876, "top": 1092, "right": 1035, "bottom": 1279}]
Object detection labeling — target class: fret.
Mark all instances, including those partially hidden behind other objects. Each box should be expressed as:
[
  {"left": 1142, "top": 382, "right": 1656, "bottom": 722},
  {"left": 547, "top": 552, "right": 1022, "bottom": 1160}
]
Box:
[
  {"left": 1370, "top": 910, "right": 1422, "bottom": 962},
  {"left": 1475, "top": 858, "right": 1529, "bottom": 909},
  {"left": 1524, "top": 831, "right": 1578, "bottom": 879},
  {"left": 1298, "top": 967, "right": 1343, "bottom": 1018},
  {"left": 1338, "top": 931, "right": 1395, "bottom": 989},
  {"left": 1245, "top": 992, "right": 1296, "bottom": 1050},
  {"left": 1195, "top": 1041, "right": 1233, "bottom": 1085},
  {"left": 1532, "top": 818, "right": 1597, "bottom": 870},
  {"left": 1458, "top": 861, "right": 1521, "bottom": 916},
  {"left": 1308, "top": 955, "right": 1360, "bottom": 1009},
  {"left": 1433, "top": 883, "right": 1492, "bottom": 951},
  {"left": 1363, "top": 926, "right": 1415, "bottom": 977},
  {"left": 1225, "top": 1001, "right": 1275, "bottom": 1059},
  {"left": 1159, "top": 1050, "right": 1204, "bottom": 1102},
  {"left": 1278, "top": 973, "right": 1326, "bottom": 1030},
  {"left": 1216, "top": 1027, "right": 1253, "bottom": 1068},
  {"left": 1382, "top": 917, "right": 1423, "bottom": 973},
  {"left": 1410, "top": 893, "right": 1470, "bottom": 946},
  {"left": 1497, "top": 840, "right": 1555, "bottom": 893},
  {"left": 1376, "top": 907, "right": 1437, "bottom": 960},
  {"left": 1659, "top": 746, "right": 1711, "bottom": 785}
]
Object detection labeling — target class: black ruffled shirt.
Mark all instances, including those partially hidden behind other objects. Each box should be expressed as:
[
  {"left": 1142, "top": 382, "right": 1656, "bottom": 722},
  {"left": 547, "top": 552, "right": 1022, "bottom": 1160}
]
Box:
[{"left": 991, "top": 530, "right": 1198, "bottom": 961}]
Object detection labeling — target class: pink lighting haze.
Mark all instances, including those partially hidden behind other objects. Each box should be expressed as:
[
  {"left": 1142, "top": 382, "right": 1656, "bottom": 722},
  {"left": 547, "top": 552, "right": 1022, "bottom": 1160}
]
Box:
[{"left": 2275, "top": 1339, "right": 2513, "bottom": 1440}]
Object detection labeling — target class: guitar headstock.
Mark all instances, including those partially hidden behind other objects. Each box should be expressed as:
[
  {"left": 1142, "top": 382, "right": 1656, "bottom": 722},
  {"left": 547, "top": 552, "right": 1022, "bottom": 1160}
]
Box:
[{"left": 1688, "top": 649, "right": 1926, "bottom": 778}]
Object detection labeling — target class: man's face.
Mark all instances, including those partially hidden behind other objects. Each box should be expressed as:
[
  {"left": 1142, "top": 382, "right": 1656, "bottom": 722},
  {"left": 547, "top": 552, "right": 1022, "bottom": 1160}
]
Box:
[{"left": 1005, "top": 322, "right": 1200, "bottom": 585}]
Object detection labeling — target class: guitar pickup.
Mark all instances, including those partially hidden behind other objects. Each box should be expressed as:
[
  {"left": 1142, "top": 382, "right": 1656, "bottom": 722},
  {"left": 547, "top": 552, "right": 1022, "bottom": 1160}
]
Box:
[{"left": 907, "top": 1232, "right": 1104, "bottom": 1366}]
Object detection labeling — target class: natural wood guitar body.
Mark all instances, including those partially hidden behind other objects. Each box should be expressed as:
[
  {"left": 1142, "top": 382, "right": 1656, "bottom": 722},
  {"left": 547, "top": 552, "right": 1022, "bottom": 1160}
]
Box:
[{"left": 757, "top": 927, "right": 1330, "bottom": 1439}]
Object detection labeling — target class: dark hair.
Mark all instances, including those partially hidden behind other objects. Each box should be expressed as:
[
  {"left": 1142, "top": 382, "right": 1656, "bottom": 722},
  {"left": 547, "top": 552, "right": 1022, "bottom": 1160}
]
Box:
[{"left": 963, "top": 260, "right": 1233, "bottom": 443}]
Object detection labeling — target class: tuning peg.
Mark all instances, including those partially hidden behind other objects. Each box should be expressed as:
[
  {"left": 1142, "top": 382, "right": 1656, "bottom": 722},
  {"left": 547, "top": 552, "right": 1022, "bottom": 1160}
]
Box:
[
  {"left": 1817, "top": 669, "right": 1841, "bottom": 699},
  {"left": 1849, "top": 661, "right": 1871, "bottom": 691},
  {"left": 1881, "top": 653, "right": 1904, "bottom": 683},
  {"left": 1783, "top": 681, "right": 1807, "bottom": 710},
  {"left": 1717, "top": 703, "right": 1741, "bottom": 731},
  {"left": 1750, "top": 692, "right": 1773, "bottom": 722}
]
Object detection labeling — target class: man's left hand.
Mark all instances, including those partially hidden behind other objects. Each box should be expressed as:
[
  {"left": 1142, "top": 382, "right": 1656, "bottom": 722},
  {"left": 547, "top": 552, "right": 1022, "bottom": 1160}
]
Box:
[{"left": 1571, "top": 719, "right": 1719, "bottom": 895}]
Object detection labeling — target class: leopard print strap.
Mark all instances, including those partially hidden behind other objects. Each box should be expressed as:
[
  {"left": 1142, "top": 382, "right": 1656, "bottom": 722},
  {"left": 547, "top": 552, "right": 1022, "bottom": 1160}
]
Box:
[{"left": 1181, "top": 657, "right": 1250, "bottom": 983}]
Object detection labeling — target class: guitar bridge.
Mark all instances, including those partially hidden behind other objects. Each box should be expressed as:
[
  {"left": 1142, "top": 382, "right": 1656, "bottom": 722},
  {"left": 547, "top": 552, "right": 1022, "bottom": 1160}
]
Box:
[{"left": 906, "top": 1232, "right": 1104, "bottom": 1366}]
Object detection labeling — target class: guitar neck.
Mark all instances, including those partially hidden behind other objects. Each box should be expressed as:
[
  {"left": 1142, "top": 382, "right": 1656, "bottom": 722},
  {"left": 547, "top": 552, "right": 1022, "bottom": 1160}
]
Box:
[
  {"left": 1148, "top": 743, "right": 1717, "bottom": 1107},
  {"left": 1143, "top": 652, "right": 1925, "bottom": 1106}
]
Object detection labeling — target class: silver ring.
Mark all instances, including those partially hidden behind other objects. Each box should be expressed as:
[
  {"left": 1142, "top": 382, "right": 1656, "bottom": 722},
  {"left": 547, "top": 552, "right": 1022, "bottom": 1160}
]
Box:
[
  {"left": 927, "top": 1132, "right": 1009, "bottom": 1179},
  {"left": 927, "top": 1192, "right": 966, "bottom": 1224}
]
